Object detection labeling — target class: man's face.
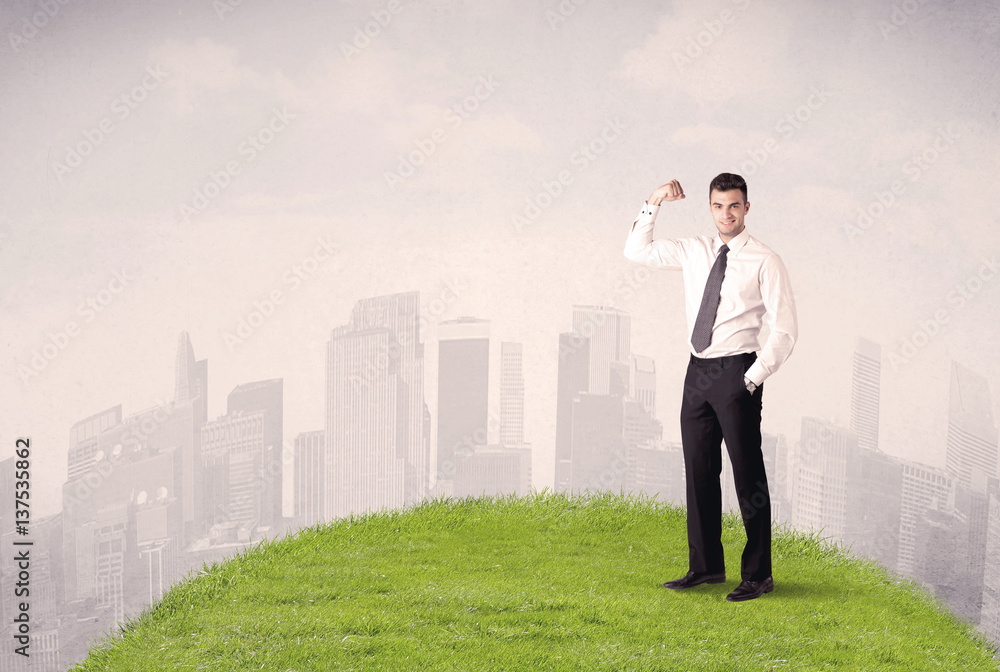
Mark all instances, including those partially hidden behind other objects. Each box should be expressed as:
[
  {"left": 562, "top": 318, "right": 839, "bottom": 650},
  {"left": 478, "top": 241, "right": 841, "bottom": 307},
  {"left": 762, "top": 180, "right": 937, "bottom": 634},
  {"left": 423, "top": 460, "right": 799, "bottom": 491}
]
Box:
[{"left": 710, "top": 188, "right": 749, "bottom": 241}]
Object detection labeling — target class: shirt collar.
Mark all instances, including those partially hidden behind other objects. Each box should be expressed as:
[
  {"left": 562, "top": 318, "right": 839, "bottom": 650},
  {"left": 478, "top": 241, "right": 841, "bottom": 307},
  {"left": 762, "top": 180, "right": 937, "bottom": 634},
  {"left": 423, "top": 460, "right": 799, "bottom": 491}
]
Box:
[{"left": 715, "top": 224, "right": 750, "bottom": 256}]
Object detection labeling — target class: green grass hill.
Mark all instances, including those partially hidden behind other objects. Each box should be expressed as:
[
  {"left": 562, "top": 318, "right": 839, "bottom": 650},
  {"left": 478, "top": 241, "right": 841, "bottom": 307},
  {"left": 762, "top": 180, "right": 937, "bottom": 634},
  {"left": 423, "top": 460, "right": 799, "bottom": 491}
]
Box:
[{"left": 71, "top": 490, "right": 1000, "bottom": 671}]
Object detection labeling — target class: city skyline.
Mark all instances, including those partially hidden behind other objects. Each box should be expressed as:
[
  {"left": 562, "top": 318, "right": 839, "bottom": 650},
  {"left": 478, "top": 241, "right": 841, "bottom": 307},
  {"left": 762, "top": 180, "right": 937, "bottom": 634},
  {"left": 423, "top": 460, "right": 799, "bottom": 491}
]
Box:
[
  {"left": 4, "top": 0, "right": 1000, "bottom": 523},
  {"left": 5, "top": 285, "right": 1000, "bottom": 668}
]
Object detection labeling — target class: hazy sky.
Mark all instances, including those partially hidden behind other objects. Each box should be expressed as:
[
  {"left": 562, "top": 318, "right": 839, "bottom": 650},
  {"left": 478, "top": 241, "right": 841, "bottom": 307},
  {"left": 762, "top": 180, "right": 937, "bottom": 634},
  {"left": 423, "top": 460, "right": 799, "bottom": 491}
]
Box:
[{"left": 2, "top": 0, "right": 999, "bottom": 518}]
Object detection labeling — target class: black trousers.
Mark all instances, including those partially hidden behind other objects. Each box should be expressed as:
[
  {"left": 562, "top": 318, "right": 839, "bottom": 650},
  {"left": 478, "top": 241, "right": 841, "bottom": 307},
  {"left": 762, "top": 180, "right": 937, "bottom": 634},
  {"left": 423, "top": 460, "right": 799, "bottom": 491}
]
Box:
[{"left": 679, "top": 350, "right": 771, "bottom": 582}]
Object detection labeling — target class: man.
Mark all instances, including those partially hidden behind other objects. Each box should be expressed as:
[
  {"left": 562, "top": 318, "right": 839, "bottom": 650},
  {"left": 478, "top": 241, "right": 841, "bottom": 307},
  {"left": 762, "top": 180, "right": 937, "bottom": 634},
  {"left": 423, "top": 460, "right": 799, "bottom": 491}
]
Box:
[{"left": 623, "top": 173, "right": 797, "bottom": 602}]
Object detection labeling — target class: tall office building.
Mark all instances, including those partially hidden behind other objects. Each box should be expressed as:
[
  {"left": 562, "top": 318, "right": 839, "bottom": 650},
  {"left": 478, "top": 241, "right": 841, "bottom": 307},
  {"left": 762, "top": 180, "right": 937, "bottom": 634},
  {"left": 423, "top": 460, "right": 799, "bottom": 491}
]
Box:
[
  {"left": 175, "top": 330, "right": 208, "bottom": 427},
  {"left": 914, "top": 507, "right": 965, "bottom": 610},
  {"left": 454, "top": 444, "right": 532, "bottom": 498},
  {"left": 939, "top": 470, "right": 997, "bottom": 623},
  {"left": 850, "top": 336, "right": 881, "bottom": 453},
  {"left": 897, "top": 458, "right": 954, "bottom": 575},
  {"left": 945, "top": 360, "right": 998, "bottom": 489},
  {"left": 67, "top": 405, "right": 122, "bottom": 481},
  {"left": 227, "top": 379, "right": 284, "bottom": 525},
  {"left": 294, "top": 430, "right": 325, "bottom": 528},
  {"left": 61, "top": 406, "right": 189, "bottom": 621},
  {"left": 500, "top": 342, "right": 525, "bottom": 447},
  {"left": 631, "top": 355, "right": 656, "bottom": 420},
  {"left": 567, "top": 395, "right": 661, "bottom": 495},
  {"left": 981, "top": 482, "right": 1000, "bottom": 646},
  {"left": 171, "top": 331, "right": 208, "bottom": 542},
  {"left": 437, "top": 318, "right": 490, "bottom": 488},
  {"left": 843, "top": 448, "right": 903, "bottom": 569},
  {"left": 571, "top": 306, "right": 630, "bottom": 396},
  {"left": 791, "top": 418, "right": 855, "bottom": 542},
  {"left": 555, "top": 332, "right": 589, "bottom": 493},
  {"left": 326, "top": 292, "right": 429, "bottom": 520},
  {"left": 626, "top": 439, "right": 686, "bottom": 505},
  {"left": 201, "top": 409, "right": 271, "bottom": 537},
  {"left": 773, "top": 434, "right": 793, "bottom": 525},
  {"left": 568, "top": 394, "right": 629, "bottom": 494}
]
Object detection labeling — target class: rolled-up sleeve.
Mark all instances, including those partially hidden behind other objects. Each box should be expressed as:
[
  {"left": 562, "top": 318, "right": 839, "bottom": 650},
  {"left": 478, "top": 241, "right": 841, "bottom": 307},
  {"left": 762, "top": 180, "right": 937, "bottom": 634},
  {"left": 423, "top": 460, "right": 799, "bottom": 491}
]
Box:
[
  {"left": 745, "top": 252, "right": 797, "bottom": 386},
  {"left": 623, "top": 201, "right": 687, "bottom": 268}
]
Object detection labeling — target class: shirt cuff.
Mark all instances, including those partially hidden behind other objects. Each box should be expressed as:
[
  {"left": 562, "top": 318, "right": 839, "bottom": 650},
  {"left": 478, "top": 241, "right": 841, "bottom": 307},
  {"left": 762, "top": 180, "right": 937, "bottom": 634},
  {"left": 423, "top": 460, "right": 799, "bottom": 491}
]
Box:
[
  {"left": 744, "top": 369, "right": 765, "bottom": 387},
  {"left": 641, "top": 200, "right": 659, "bottom": 217}
]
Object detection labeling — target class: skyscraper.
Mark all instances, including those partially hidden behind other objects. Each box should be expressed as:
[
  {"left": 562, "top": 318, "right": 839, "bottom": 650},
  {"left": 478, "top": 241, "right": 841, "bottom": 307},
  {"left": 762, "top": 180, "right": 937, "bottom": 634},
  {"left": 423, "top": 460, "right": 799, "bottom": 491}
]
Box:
[
  {"left": 843, "top": 447, "right": 903, "bottom": 570},
  {"left": 175, "top": 330, "right": 208, "bottom": 427},
  {"left": 791, "top": 417, "right": 855, "bottom": 542},
  {"left": 946, "top": 360, "right": 998, "bottom": 489},
  {"left": 631, "top": 354, "right": 656, "bottom": 420},
  {"left": 500, "top": 341, "right": 525, "bottom": 447},
  {"left": 571, "top": 306, "right": 630, "bottom": 396},
  {"left": 897, "top": 458, "right": 954, "bottom": 575},
  {"left": 294, "top": 430, "right": 325, "bottom": 528},
  {"left": 201, "top": 408, "right": 274, "bottom": 536},
  {"left": 437, "top": 318, "right": 490, "bottom": 488},
  {"left": 67, "top": 405, "right": 122, "bottom": 481},
  {"left": 227, "top": 378, "right": 284, "bottom": 524},
  {"left": 981, "top": 482, "right": 1000, "bottom": 646},
  {"left": 850, "top": 336, "right": 881, "bottom": 453},
  {"left": 454, "top": 444, "right": 532, "bottom": 498},
  {"left": 568, "top": 393, "right": 629, "bottom": 494},
  {"left": 326, "top": 292, "right": 429, "bottom": 520},
  {"left": 555, "top": 332, "right": 589, "bottom": 493}
]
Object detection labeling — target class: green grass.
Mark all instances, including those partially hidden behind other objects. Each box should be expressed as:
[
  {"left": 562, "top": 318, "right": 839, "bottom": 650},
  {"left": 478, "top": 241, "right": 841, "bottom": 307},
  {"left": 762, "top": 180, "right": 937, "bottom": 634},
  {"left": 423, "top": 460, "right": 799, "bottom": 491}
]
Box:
[{"left": 72, "top": 490, "right": 1000, "bottom": 671}]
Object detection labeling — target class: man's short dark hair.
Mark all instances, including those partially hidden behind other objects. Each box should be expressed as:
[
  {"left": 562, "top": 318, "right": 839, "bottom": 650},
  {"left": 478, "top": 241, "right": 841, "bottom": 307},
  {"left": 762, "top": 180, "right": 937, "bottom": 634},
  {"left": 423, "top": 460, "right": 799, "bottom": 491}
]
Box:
[{"left": 709, "top": 173, "right": 748, "bottom": 203}]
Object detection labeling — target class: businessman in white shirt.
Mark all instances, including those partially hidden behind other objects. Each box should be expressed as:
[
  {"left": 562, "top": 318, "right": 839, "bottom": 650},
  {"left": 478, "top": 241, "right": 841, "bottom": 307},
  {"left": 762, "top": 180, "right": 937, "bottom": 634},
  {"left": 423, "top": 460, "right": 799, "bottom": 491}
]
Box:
[{"left": 623, "top": 173, "right": 797, "bottom": 602}]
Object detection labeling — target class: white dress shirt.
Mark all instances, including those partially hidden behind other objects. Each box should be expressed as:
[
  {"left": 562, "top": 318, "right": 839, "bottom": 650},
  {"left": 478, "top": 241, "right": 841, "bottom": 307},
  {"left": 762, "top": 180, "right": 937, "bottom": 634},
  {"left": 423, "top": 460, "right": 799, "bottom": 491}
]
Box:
[{"left": 623, "top": 201, "right": 797, "bottom": 387}]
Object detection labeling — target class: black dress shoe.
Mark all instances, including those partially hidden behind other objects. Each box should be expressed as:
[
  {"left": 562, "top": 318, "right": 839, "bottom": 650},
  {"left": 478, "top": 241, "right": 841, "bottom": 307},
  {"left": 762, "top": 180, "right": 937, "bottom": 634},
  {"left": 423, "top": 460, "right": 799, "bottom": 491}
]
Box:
[
  {"left": 662, "top": 570, "right": 726, "bottom": 589},
  {"left": 725, "top": 576, "right": 774, "bottom": 601}
]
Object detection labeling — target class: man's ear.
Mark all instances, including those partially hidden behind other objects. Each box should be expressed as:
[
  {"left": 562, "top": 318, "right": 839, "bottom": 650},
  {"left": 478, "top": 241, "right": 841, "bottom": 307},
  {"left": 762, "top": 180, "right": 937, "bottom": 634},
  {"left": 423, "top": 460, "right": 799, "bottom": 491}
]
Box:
[{"left": 744, "top": 201, "right": 750, "bottom": 215}]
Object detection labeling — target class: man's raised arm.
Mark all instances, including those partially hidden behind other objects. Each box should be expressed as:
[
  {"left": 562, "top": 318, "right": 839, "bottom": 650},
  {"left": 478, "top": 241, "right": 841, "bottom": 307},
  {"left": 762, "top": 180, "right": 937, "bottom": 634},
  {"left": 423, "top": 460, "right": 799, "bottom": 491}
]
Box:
[{"left": 623, "top": 179, "right": 689, "bottom": 268}]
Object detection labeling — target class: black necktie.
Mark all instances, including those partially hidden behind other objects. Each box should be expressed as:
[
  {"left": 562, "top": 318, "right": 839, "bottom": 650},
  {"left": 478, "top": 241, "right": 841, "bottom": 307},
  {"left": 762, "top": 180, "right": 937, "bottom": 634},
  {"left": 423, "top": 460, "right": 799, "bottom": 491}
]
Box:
[{"left": 691, "top": 244, "right": 729, "bottom": 353}]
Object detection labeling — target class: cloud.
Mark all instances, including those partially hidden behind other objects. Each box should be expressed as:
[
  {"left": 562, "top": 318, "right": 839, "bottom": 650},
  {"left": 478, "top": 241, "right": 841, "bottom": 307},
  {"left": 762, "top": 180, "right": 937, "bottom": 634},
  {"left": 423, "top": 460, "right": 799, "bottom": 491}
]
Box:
[
  {"left": 617, "top": 0, "right": 793, "bottom": 102},
  {"left": 149, "top": 37, "right": 275, "bottom": 115}
]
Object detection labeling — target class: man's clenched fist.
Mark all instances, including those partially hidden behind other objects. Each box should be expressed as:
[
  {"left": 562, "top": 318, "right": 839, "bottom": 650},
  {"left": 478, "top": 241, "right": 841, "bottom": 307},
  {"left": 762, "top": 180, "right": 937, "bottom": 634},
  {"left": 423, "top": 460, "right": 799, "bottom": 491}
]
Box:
[{"left": 648, "top": 179, "right": 685, "bottom": 206}]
